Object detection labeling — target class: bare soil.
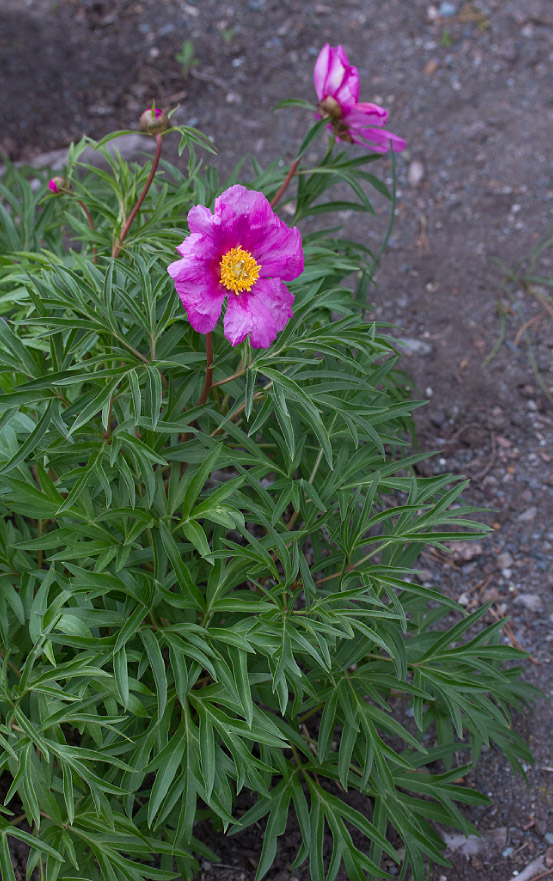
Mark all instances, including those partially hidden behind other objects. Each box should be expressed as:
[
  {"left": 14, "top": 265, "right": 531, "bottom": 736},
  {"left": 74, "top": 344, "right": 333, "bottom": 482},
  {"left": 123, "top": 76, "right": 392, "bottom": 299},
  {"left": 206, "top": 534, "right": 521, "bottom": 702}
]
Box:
[{"left": 2, "top": 1, "right": 553, "bottom": 880}]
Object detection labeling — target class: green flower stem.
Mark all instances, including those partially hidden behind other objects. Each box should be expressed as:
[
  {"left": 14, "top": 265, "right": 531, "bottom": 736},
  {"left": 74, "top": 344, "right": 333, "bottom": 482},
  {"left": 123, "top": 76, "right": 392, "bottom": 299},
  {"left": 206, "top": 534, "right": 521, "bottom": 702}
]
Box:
[
  {"left": 112, "top": 133, "right": 163, "bottom": 258},
  {"left": 0, "top": 650, "right": 22, "bottom": 678},
  {"left": 315, "top": 538, "right": 395, "bottom": 587},
  {"left": 210, "top": 378, "right": 274, "bottom": 438},
  {"left": 196, "top": 332, "right": 214, "bottom": 406},
  {"left": 286, "top": 417, "right": 335, "bottom": 531}
]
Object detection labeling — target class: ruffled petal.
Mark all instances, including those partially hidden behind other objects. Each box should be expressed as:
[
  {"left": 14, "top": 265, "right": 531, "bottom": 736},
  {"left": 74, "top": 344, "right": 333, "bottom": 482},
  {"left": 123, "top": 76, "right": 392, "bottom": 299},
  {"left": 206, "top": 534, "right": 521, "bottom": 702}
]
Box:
[
  {"left": 351, "top": 125, "right": 407, "bottom": 153},
  {"left": 171, "top": 232, "right": 209, "bottom": 263},
  {"left": 169, "top": 233, "right": 220, "bottom": 279},
  {"left": 187, "top": 204, "right": 217, "bottom": 237},
  {"left": 168, "top": 234, "right": 225, "bottom": 333},
  {"left": 253, "top": 277, "right": 294, "bottom": 334},
  {"left": 314, "top": 44, "right": 359, "bottom": 108},
  {"left": 223, "top": 292, "right": 264, "bottom": 347},
  {"left": 175, "top": 281, "right": 226, "bottom": 334},
  {"left": 207, "top": 185, "right": 269, "bottom": 257},
  {"left": 343, "top": 102, "right": 388, "bottom": 129},
  {"left": 255, "top": 221, "right": 303, "bottom": 281},
  {"left": 333, "top": 54, "right": 359, "bottom": 108},
  {"left": 214, "top": 184, "right": 270, "bottom": 218},
  {"left": 313, "top": 43, "right": 331, "bottom": 101},
  {"left": 223, "top": 278, "right": 294, "bottom": 349},
  {"left": 212, "top": 185, "right": 303, "bottom": 281}
]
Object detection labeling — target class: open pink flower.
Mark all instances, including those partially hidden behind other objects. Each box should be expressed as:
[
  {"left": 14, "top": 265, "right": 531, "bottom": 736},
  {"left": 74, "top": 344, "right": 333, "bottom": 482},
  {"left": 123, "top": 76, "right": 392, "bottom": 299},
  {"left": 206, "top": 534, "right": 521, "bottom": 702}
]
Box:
[
  {"left": 314, "top": 44, "right": 406, "bottom": 153},
  {"left": 168, "top": 185, "right": 303, "bottom": 349}
]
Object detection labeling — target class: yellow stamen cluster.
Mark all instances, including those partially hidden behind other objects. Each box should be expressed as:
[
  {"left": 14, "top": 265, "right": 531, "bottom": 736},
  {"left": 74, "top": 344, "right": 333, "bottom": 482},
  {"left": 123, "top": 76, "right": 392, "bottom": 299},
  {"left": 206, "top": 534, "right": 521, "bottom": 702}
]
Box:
[{"left": 220, "top": 246, "right": 261, "bottom": 294}]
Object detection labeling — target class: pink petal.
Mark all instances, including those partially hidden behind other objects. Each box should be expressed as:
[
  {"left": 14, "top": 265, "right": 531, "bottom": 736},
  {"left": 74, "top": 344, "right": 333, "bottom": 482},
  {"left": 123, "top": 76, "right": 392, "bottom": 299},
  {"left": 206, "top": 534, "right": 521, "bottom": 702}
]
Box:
[
  {"left": 187, "top": 204, "right": 218, "bottom": 238},
  {"left": 314, "top": 44, "right": 359, "bottom": 108},
  {"left": 175, "top": 282, "right": 226, "bottom": 334},
  {"left": 254, "top": 277, "right": 294, "bottom": 333},
  {"left": 224, "top": 278, "right": 294, "bottom": 349},
  {"left": 333, "top": 47, "right": 360, "bottom": 107},
  {"left": 313, "top": 43, "right": 331, "bottom": 101},
  {"left": 213, "top": 184, "right": 272, "bottom": 228},
  {"left": 171, "top": 232, "right": 209, "bottom": 262},
  {"left": 213, "top": 185, "right": 303, "bottom": 280},
  {"left": 168, "top": 234, "right": 225, "bottom": 334},
  {"left": 351, "top": 126, "right": 407, "bottom": 153},
  {"left": 343, "top": 102, "right": 388, "bottom": 128},
  {"left": 254, "top": 221, "right": 303, "bottom": 281},
  {"left": 211, "top": 185, "right": 271, "bottom": 253}
]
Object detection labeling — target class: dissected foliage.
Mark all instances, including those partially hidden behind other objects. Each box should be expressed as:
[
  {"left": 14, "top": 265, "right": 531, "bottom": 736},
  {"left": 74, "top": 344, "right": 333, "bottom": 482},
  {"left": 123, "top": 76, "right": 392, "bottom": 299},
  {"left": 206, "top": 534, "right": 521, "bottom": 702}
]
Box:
[{"left": 0, "top": 126, "right": 535, "bottom": 881}]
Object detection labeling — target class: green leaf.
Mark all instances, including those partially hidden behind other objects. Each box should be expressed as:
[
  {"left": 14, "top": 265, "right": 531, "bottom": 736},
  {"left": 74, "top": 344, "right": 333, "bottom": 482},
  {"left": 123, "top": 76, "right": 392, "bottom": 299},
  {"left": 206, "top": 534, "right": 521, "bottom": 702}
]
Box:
[
  {"left": 255, "top": 783, "right": 291, "bottom": 880},
  {"left": 158, "top": 521, "right": 205, "bottom": 609},
  {"left": 181, "top": 520, "right": 212, "bottom": 559},
  {"left": 147, "top": 726, "right": 186, "bottom": 826},
  {"left": 295, "top": 117, "right": 329, "bottom": 160},
  {"left": 0, "top": 834, "right": 16, "bottom": 881},
  {"left": 140, "top": 629, "right": 168, "bottom": 718}
]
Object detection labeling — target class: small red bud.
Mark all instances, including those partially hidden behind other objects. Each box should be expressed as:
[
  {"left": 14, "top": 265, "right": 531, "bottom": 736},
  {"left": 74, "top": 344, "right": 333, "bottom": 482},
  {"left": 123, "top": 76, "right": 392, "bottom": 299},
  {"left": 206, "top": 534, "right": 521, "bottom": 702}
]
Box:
[
  {"left": 48, "top": 176, "right": 70, "bottom": 194},
  {"left": 139, "top": 107, "right": 170, "bottom": 135}
]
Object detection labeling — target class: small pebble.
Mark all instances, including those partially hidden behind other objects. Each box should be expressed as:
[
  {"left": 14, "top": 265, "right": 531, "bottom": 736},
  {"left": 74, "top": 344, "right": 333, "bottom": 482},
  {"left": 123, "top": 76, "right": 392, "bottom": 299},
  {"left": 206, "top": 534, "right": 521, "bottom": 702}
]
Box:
[
  {"left": 502, "top": 846, "right": 514, "bottom": 857},
  {"left": 497, "top": 551, "right": 514, "bottom": 568},
  {"left": 514, "top": 593, "right": 543, "bottom": 613},
  {"left": 544, "top": 833, "right": 553, "bottom": 845},
  {"left": 396, "top": 337, "right": 432, "bottom": 355},
  {"left": 518, "top": 506, "right": 537, "bottom": 522},
  {"left": 408, "top": 159, "right": 425, "bottom": 187}
]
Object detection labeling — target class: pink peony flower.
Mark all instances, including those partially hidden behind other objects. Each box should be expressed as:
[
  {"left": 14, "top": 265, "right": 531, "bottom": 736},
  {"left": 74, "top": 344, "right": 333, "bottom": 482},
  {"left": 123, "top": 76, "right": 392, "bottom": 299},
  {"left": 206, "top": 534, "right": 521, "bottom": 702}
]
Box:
[
  {"left": 314, "top": 44, "right": 406, "bottom": 153},
  {"left": 168, "top": 185, "right": 303, "bottom": 349}
]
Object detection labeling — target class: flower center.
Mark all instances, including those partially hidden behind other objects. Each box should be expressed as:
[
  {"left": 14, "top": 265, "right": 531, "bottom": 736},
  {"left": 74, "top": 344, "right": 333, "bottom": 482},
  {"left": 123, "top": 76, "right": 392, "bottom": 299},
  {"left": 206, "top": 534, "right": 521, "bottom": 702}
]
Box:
[{"left": 219, "top": 246, "right": 261, "bottom": 294}]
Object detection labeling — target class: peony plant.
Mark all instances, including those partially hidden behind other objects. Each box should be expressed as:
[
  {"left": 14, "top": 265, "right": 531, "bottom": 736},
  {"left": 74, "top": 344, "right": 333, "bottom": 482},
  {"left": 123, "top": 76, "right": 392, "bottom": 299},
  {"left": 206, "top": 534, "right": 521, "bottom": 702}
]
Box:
[{"left": 0, "top": 48, "right": 534, "bottom": 881}]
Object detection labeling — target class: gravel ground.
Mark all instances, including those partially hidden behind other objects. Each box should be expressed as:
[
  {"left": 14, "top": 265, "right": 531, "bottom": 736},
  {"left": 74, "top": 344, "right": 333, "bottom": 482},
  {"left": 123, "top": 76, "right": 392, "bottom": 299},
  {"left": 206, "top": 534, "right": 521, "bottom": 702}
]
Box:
[{"left": 2, "top": 1, "right": 553, "bottom": 880}]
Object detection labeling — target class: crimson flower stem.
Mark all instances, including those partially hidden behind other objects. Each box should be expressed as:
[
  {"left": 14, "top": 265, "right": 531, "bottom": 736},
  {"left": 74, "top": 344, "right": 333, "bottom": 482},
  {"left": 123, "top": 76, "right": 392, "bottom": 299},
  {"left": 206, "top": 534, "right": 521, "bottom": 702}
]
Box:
[
  {"left": 112, "top": 133, "right": 163, "bottom": 258},
  {"left": 270, "top": 159, "right": 300, "bottom": 209},
  {"left": 196, "top": 332, "right": 214, "bottom": 406}
]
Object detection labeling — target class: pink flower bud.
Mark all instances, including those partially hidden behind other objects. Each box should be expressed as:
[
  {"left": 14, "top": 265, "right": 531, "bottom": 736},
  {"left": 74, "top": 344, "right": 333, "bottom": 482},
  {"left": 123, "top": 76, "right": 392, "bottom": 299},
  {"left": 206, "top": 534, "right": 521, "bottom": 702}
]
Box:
[
  {"left": 48, "top": 176, "right": 70, "bottom": 194},
  {"left": 139, "top": 107, "right": 170, "bottom": 135}
]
